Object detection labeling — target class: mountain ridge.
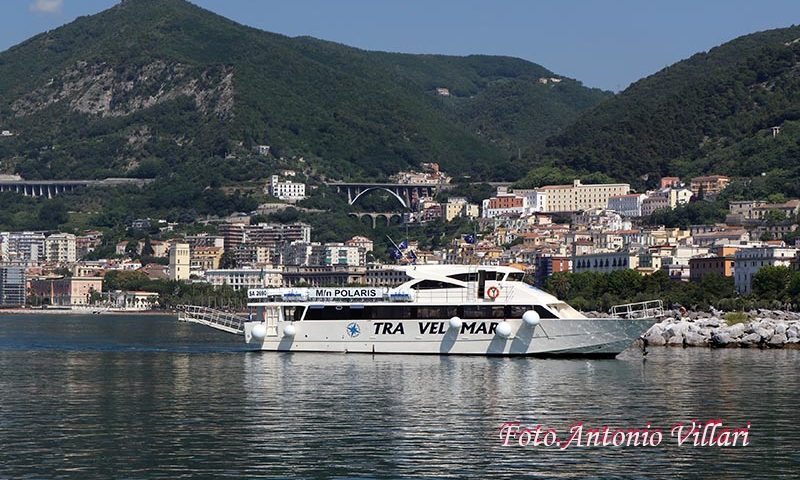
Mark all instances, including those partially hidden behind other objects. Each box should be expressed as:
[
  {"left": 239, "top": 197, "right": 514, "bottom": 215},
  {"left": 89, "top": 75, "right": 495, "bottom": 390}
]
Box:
[
  {"left": 0, "top": 0, "right": 610, "bottom": 182},
  {"left": 535, "top": 24, "right": 800, "bottom": 195}
]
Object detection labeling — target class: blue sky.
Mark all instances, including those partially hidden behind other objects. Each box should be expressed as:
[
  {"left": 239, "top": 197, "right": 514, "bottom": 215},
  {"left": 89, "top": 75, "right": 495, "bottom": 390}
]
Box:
[{"left": 6, "top": 0, "right": 800, "bottom": 91}]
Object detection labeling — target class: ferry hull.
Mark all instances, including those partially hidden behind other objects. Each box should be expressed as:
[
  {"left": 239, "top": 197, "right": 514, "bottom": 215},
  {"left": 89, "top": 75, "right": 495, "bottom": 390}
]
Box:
[{"left": 244, "top": 317, "right": 657, "bottom": 357}]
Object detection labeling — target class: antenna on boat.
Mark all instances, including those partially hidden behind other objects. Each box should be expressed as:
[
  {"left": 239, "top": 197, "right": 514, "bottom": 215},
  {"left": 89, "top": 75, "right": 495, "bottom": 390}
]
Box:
[{"left": 386, "top": 234, "right": 400, "bottom": 251}]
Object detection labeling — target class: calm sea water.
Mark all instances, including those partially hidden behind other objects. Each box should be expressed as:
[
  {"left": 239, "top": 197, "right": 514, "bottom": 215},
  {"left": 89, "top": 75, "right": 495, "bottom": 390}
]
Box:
[{"left": 0, "top": 314, "right": 798, "bottom": 479}]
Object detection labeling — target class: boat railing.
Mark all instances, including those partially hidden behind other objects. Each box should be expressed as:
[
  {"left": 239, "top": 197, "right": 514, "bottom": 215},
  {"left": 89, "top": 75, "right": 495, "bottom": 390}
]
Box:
[
  {"left": 610, "top": 300, "right": 664, "bottom": 319},
  {"left": 177, "top": 305, "right": 247, "bottom": 335}
]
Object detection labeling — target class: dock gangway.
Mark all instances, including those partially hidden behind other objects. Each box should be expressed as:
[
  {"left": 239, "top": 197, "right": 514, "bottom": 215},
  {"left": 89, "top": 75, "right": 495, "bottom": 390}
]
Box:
[{"left": 177, "top": 305, "right": 248, "bottom": 335}]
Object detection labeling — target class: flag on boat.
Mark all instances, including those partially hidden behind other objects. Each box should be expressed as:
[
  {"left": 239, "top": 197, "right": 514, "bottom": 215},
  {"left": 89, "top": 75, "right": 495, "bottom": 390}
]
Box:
[
  {"left": 408, "top": 250, "right": 418, "bottom": 263},
  {"left": 398, "top": 239, "right": 409, "bottom": 250},
  {"left": 464, "top": 233, "right": 476, "bottom": 244}
]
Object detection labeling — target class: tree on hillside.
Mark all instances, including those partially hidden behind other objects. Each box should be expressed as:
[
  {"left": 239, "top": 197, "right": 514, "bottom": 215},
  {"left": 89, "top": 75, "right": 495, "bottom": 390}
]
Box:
[{"left": 141, "top": 236, "right": 155, "bottom": 256}]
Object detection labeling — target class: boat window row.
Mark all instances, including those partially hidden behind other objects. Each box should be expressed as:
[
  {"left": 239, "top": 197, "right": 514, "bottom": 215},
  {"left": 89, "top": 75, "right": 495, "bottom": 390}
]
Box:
[
  {"left": 299, "top": 304, "right": 558, "bottom": 321},
  {"left": 447, "top": 272, "right": 525, "bottom": 282},
  {"left": 411, "top": 280, "right": 465, "bottom": 290}
]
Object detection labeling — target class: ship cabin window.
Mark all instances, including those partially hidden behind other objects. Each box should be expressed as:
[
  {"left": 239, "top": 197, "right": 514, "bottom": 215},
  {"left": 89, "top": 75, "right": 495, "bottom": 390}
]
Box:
[
  {"left": 448, "top": 272, "right": 478, "bottom": 282},
  {"left": 505, "top": 305, "right": 559, "bottom": 319},
  {"left": 481, "top": 271, "right": 500, "bottom": 281},
  {"left": 283, "top": 306, "right": 303, "bottom": 322},
  {"left": 505, "top": 273, "right": 525, "bottom": 282},
  {"left": 417, "top": 306, "right": 459, "bottom": 319},
  {"left": 462, "top": 305, "right": 506, "bottom": 319},
  {"left": 304, "top": 305, "right": 353, "bottom": 320},
  {"left": 411, "top": 280, "right": 465, "bottom": 290}
]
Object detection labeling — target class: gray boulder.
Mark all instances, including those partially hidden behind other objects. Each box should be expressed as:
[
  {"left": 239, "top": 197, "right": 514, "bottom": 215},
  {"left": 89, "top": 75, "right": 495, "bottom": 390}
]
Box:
[
  {"left": 787, "top": 326, "right": 799, "bottom": 339},
  {"left": 768, "top": 333, "right": 787, "bottom": 347},
  {"left": 726, "top": 323, "right": 747, "bottom": 338},
  {"left": 739, "top": 333, "right": 762, "bottom": 347},
  {"left": 711, "top": 332, "right": 734, "bottom": 347},
  {"left": 755, "top": 326, "right": 774, "bottom": 341},
  {"left": 684, "top": 332, "right": 709, "bottom": 347},
  {"left": 775, "top": 323, "right": 787, "bottom": 336},
  {"left": 667, "top": 334, "right": 685, "bottom": 346},
  {"left": 643, "top": 325, "right": 666, "bottom": 346}
]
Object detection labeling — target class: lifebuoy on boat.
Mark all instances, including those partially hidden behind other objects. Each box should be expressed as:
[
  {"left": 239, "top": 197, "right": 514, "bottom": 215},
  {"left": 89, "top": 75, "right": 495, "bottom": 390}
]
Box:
[{"left": 487, "top": 286, "right": 500, "bottom": 300}]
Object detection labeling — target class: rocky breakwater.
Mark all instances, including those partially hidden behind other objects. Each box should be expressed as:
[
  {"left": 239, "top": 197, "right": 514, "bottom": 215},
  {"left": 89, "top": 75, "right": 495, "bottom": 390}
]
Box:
[{"left": 640, "top": 310, "right": 800, "bottom": 349}]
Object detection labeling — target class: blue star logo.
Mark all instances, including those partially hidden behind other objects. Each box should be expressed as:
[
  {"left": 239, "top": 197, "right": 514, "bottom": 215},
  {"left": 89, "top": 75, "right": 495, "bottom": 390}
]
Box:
[{"left": 346, "top": 322, "right": 361, "bottom": 338}]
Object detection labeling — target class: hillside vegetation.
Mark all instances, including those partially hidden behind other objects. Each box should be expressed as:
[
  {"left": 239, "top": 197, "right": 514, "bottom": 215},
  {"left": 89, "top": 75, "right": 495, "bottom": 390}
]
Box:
[
  {"left": 0, "top": 0, "right": 608, "bottom": 183},
  {"left": 537, "top": 25, "right": 800, "bottom": 195}
]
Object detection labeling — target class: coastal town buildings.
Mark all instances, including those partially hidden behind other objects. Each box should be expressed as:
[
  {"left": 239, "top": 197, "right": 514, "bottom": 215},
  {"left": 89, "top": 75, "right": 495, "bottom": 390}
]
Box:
[
  {"left": 539, "top": 180, "right": 630, "bottom": 213},
  {"left": 169, "top": 243, "right": 191, "bottom": 281},
  {"left": 690, "top": 175, "right": 730, "bottom": 198},
  {"left": 190, "top": 245, "right": 224, "bottom": 271},
  {"left": 734, "top": 246, "right": 799, "bottom": 294},
  {"left": 29, "top": 277, "right": 103, "bottom": 306},
  {"left": 3, "top": 231, "right": 45, "bottom": 263},
  {"left": 44, "top": 233, "right": 77, "bottom": 264},
  {"left": 267, "top": 175, "right": 306, "bottom": 202},
  {"left": 0, "top": 266, "right": 25, "bottom": 307},
  {"left": 608, "top": 194, "right": 647, "bottom": 217},
  {"left": 1, "top": 172, "right": 800, "bottom": 310},
  {"left": 482, "top": 193, "right": 528, "bottom": 218},
  {"left": 573, "top": 250, "right": 639, "bottom": 274},
  {"left": 204, "top": 268, "right": 282, "bottom": 291},
  {"left": 110, "top": 291, "right": 160, "bottom": 310},
  {"left": 444, "top": 197, "right": 480, "bottom": 221},
  {"left": 689, "top": 246, "right": 738, "bottom": 282}
]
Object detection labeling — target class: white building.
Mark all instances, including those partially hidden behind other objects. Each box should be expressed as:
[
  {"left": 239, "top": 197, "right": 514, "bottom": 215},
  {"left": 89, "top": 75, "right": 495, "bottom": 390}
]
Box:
[
  {"left": 3, "top": 231, "right": 46, "bottom": 264},
  {"left": 444, "top": 197, "right": 480, "bottom": 222},
  {"left": 481, "top": 193, "right": 528, "bottom": 218},
  {"left": 538, "top": 180, "right": 630, "bottom": 213},
  {"left": 734, "top": 247, "right": 799, "bottom": 294},
  {"left": 512, "top": 189, "right": 547, "bottom": 213},
  {"left": 110, "top": 291, "right": 160, "bottom": 311},
  {"left": 268, "top": 175, "right": 306, "bottom": 202},
  {"left": 324, "top": 243, "right": 363, "bottom": 266},
  {"left": 642, "top": 194, "right": 670, "bottom": 216},
  {"left": 608, "top": 194, "right": 647, "bottom": 217},
  {"left": 572, "top": 251, "right": 639, "bottom": 274},
  {"left": 44, "top": 233, "right": 77, "bottom": 264},
  {"left": 205, "top": 268, "right": 282, "bottom": 291},
  {"left": 345, "top": 236, "right": 374, "bottom": 265},
  {"left": 669, "top": 188, "right": 694, "bottom": 209}
]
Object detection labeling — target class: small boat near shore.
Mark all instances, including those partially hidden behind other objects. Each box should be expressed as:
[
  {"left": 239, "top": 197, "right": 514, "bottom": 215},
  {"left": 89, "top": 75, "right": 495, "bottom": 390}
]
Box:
[{"left": 179, "top": 265, "right": 663, "bottom": 357}]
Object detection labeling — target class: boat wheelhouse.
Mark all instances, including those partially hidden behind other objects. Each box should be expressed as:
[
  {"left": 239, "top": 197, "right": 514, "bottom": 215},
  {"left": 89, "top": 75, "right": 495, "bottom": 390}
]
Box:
[{"left": 180, "top": 265, "right": 662, "bottom": 358}]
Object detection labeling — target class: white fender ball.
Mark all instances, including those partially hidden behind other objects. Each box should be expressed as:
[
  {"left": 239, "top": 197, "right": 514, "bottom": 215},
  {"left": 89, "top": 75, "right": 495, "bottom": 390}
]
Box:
[
  {"left": 283, "top": 324, "right": 296, "bottom": 337},
  {"left": 496, "top": 321, "right": 512, "bottom": 338},
  {"left": 449, "top": 316, "right": 463, "bottom": 330},
  {"left": 522, "top": 310, "right": 541, "bottom": 326},
  {"left": 251, "top": 323, "right": 267, "bottom": 340}
]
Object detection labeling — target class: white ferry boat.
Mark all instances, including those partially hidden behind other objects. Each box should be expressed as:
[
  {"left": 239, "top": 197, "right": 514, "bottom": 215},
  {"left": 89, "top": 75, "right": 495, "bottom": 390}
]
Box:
[{"left": 180, "top": 265, "right": 663, "bottom": 357}]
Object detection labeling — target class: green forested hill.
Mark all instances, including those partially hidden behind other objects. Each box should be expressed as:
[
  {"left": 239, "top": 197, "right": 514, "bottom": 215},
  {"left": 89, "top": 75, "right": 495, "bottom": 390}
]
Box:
[
  {"left": 0, "top": 0, "right": 608, "bottom": 182},
  {"left": 539, "top": 25, "right": 800, "bottom": 195}
]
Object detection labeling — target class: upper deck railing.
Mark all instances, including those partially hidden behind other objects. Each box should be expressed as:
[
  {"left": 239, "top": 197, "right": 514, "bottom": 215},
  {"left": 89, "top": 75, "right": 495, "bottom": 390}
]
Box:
[
  {"left": 610, "top": 300, "right": 664, "bottom": 319},
  {"left": 246, "top": 284, "right": 529, "bottom": 305}
]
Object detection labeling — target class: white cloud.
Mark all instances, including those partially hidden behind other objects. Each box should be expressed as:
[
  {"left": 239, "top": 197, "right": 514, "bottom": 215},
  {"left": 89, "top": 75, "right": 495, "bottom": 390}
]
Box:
[{"left": 29, "top": 0, "right": 64, "bottom": 15}]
